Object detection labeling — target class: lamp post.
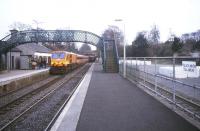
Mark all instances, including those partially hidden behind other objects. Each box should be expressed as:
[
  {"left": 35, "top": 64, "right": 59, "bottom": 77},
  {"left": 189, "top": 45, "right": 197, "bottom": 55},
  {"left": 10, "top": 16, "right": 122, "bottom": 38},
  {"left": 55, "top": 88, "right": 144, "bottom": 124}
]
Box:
[{"left": 115, "top": 19, "right": 126, "bottom": 77}]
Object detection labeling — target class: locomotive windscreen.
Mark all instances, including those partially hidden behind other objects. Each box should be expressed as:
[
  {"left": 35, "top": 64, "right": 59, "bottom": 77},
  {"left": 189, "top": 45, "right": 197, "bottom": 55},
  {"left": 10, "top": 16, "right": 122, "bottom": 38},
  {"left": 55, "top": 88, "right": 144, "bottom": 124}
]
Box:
[{"left": 52, "top": 53, "right": 65, "bottom": 59}]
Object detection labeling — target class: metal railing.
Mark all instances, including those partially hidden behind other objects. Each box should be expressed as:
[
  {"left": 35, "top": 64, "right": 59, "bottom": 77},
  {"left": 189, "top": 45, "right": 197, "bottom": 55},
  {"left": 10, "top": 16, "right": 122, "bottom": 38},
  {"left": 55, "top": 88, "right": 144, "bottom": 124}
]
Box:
[
  {"left": 119, "top": 56, "right": 200, "bottom": 120},
  {"left": 113, "top": 41, "right": 119, "bottom": 72}
]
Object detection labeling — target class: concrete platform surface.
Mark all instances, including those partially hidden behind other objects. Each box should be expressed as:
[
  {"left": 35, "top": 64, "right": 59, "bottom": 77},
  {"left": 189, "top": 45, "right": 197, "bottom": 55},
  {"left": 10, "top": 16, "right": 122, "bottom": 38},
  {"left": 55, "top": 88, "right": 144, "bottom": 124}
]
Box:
[
  {"left": 54, "top": 63, "right": 199, "bottom": 131},
  {"left": 0, "top": 69, "right": 49, "bottom": 85}
]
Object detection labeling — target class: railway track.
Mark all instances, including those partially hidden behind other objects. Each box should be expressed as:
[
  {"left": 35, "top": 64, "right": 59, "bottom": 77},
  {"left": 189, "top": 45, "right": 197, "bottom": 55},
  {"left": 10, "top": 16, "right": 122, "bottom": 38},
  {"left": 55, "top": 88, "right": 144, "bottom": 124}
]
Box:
[
  {"left": 0, "top": 64, "right": 91, "bottom": 131},
  {"left": 126, "top": 70, "right": 200, "bottom": 122},
  {"left": 0, "top": 75, "right": 60, "bottom": 107},
  {"left": 0, "top": 76, "right": 62, "bottom": 111}
]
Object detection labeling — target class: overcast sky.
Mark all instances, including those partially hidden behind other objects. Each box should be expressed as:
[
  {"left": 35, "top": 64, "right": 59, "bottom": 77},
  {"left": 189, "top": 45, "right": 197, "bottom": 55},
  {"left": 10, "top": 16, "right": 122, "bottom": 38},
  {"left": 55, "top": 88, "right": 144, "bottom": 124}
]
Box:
[{"left": 0, "top": 0, "right": 200, "bottom": 44}]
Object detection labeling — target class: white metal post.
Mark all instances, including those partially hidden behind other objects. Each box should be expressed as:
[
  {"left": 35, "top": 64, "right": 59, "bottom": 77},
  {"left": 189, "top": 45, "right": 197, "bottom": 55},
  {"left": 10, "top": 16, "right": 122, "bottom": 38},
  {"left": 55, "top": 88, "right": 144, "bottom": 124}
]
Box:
[
  {"left": 131, "top": 58, "right": 133, "bottom": 76},
  {"left": 122, "top": 21, "right": 126, "bottom": 78},
  {"left": 155, "top": 58, "right": 157, "bottom": 95},
  {"left": 172, "top": 57, "right": 176, "bottom": 102},
  {"left": 193, "top": 85, "right": 196, "bottom": 100},
  {"left": 103, "top": 40, "right": 106, "bottom": 71},
  {"left": 136, "top": 58, "right": 138, "bottom": 78},
  {"left": 114, "top": 19, "right": 126, "bottom": 77},
  {"left": 123, "top": 38, "right": 126, "bottom": 78},
  {"left": 144, "top": 58, "right": 146, "bottom": 83}
]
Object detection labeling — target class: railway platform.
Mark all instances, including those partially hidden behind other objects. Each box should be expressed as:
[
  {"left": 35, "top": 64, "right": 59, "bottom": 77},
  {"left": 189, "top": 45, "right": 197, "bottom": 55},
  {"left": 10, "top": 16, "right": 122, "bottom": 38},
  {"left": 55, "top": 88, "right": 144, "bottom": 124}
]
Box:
[
  {"left": 51, "top": 63, "right": 199, "bottom": 131},
  {"left": 0, "top": 69, "right": 49, "bottom": 83},
  {"left": 0, "top": 68, "right": 49, "bottom": 94},
  {"left": 0, "top": 68, "right": 49, "bottom": 82}
]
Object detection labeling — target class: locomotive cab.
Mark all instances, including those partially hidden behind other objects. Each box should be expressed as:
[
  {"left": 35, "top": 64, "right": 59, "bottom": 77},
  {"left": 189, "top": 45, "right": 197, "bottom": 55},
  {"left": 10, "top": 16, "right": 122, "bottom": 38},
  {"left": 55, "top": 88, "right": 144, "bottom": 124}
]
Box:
[
  {"left": 51, "top": 52, "right": 69, "bottom": 67},
  {"left": 50, "top": 51, "right": 71, "bottom": 74},
  {"left": 50, "top": 51, "right": 88, "bottom": 74}
]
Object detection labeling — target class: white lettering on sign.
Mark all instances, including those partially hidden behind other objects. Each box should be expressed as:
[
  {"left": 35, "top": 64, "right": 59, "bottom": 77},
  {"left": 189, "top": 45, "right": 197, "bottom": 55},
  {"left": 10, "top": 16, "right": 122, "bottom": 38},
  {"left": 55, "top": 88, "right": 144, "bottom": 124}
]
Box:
[{"left": 182, "top": 61, "right": 196, "bottom": 72}]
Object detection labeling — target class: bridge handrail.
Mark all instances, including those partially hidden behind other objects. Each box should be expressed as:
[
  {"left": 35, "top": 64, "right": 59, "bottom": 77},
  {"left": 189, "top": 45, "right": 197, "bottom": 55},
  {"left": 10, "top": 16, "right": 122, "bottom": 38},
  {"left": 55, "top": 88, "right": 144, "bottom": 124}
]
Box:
[{"left": 1, "top": 30, "right": 103, "bottom": 41}]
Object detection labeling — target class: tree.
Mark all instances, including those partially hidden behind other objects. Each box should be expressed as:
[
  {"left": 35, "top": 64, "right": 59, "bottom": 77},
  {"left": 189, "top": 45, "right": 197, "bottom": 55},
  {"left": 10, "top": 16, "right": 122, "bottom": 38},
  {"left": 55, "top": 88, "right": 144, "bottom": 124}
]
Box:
[
  {"left": 193, "top": 40, "right": 200, "bottom": 51},
  {"left": 148, "top": 25, "right": 160, "bottom": 45},
  {"left": 155, "top": 43, "right": 173, "bottom": 56},
  {"left": 79, "top": 43, "right": 91, "bottom": 53},
  {"left": 106, "top": 25, "right": 124, "bottom": 45},
  {"left": 9, "top": 22, "right": 32, "bottom": 31},
  {"left": 101, "top": 26, "right": 124, "bottom": 57},
  {"left": 180, "top": 39, "right": 196, "bottom": 55},
  {"left": 68, "top": 43, "right": 78, "bottom": 53},
  {"left": 132, "top": 32, "right": 149, "bottom": 56},
  {"left": 133, "top": 32, "right": 148, "bottom": 48},
  {"left": 171, "top": 37, "right": 183, "bottom": 54}
]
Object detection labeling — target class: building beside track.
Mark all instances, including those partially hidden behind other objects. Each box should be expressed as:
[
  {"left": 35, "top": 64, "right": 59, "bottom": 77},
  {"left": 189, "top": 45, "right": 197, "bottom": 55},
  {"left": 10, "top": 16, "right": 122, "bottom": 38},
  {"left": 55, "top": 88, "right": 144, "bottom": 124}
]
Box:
[{"left": 0, "top": 43, "right": 51, "bottom": 70}]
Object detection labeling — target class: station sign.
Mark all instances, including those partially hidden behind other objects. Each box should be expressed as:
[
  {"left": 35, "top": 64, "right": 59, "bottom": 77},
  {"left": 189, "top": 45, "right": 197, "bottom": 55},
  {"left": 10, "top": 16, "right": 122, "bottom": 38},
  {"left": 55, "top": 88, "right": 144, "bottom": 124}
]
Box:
[
  {"left": 182, "top": 61, "right": 196, "bottom": 72},
  {"left": 182, "top": 61, "right": 199, "bottom": 78}
]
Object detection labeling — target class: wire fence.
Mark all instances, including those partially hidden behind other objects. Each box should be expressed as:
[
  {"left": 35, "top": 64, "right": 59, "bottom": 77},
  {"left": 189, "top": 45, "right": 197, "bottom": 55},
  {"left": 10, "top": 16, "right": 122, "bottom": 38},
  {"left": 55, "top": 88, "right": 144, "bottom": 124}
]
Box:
[{"left": 119, "top": 57, "right": 200, "bottom": 106}]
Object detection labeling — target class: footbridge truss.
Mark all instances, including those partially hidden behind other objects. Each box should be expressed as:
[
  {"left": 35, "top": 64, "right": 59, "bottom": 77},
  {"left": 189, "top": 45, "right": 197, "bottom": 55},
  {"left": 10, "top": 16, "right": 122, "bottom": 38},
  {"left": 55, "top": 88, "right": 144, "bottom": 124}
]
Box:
[
  {"left": 0, "top": 30, "right": 103, "bottom": 53},
  {"left": 0, "top": 29, "right": 118, "bottom": 72}
]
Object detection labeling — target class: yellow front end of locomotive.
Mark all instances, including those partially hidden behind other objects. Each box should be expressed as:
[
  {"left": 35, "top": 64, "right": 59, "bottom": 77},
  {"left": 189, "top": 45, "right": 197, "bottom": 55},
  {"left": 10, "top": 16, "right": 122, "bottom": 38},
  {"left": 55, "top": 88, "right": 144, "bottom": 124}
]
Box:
[
  {"left": 50, "top": 51, "right": 70, "bottom": 67},
  {"left": 51, "top": 59, "right": 70, "bottom": 67}
]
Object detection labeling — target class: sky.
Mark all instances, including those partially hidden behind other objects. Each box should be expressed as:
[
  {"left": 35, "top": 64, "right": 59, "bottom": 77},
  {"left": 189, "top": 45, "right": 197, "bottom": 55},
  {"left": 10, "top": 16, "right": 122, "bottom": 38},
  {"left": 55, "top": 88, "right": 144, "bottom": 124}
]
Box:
[{"left": 0, "top": 0, "right": 200, "bottom": 44}]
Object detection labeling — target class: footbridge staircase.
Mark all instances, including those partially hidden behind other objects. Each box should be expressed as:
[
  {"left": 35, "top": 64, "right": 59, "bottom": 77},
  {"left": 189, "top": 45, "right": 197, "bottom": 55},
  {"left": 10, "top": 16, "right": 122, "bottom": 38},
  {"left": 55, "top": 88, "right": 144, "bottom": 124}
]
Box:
[{"left": 103, "top": 40, "right": 119, "bottom": 73}]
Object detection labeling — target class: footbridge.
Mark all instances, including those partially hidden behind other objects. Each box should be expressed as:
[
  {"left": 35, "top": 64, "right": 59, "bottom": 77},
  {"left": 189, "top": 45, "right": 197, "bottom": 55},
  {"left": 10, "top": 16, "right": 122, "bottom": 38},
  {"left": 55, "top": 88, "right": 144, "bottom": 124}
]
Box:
[{"left": 0, "top": 29, "right": 119, "bottom": 72}]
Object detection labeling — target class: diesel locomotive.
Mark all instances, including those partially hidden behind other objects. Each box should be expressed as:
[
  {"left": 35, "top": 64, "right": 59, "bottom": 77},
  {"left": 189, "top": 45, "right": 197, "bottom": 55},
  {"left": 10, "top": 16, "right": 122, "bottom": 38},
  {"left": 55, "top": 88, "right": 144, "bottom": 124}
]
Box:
[{"left": 49, "top": 51, "right": 89, "bottom": 74}]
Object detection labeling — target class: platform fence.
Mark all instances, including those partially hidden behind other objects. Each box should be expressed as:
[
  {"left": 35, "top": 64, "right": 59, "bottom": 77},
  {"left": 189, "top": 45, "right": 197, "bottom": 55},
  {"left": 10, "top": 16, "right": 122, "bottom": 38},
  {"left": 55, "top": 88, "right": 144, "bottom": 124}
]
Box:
[{"left": 119, "top": 57, "right": 200, "bottom": 115}]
